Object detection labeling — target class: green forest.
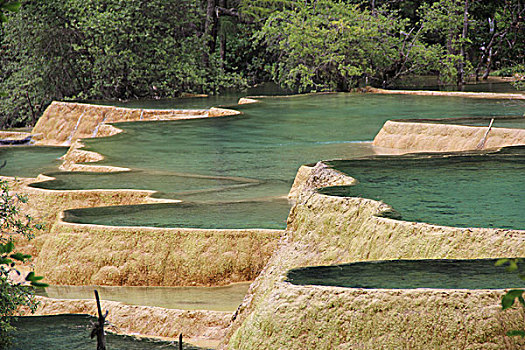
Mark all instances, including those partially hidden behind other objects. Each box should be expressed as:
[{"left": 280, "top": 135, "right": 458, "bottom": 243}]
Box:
[{"left": 0, "top": 0, "right": 524, "bottom": 128}]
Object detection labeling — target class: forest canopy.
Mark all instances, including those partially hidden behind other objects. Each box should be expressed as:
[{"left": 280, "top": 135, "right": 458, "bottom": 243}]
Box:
[{"left": 0, "top": 0, "right": 523, "bottom": 128}]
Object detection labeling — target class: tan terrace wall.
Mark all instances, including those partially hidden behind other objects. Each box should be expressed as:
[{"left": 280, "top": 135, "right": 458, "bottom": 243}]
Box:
[
  {"left": 3, "top": 176, "right": 281, "bottom": 287},
  {"left": 369, "top": 87, "right": 525, "bottom": 100},
  {"left": 373, "top": 120, "right": 525, "bottom": 152},
  {"left": 32, "top": 101, "right": 240, "bottom": 146},
  {"left": 223, "top": 162, "right": 525, "bottom": 349},
  {"left": 36, "top": 220, "right": 281, "bottom": 287},
  {"left": 5, "top": 176, "right": 158, "bottom": 259}
]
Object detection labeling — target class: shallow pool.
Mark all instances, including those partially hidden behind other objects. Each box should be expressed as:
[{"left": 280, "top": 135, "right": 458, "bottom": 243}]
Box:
[
  {"left": 38, "top": 283, "right": 250, "bottom": 312},
  {"left": 62, "top": 199, "right": 290, "bottom": 229},
  {"left": 3, "top": 94, "right": 524, "bottom": 229}
]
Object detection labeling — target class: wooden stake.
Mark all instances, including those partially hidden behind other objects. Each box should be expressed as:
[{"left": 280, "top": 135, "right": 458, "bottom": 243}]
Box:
[
  {"left": 90, "top": 290, "right": 107, "bottom": 350},
  {"left": 476, "top": 118, "right": 495, "bottom": 150}
]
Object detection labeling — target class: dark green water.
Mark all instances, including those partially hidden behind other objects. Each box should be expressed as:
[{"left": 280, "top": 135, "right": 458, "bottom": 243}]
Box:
[
  {"left": 0, "top": 146, "right": 66, "bottom": 178},
  {"left": 63, "top": 199, "right": 290, "bottom": 229},
  {"left": 10, "top": 315, "right": 205, "bottom": 349},
  {"left": 87, "top": 82, "right": 293, "bottom": 109},
  {"left": 38, "top": 283, "right": 250, "bottom": 312},
  {"left": 392, "top": 76, "right": 525, "bottom": 94},
  {"left": 320, "top": 146, "right": 525, "bottom": 230},
  {"left": 286, "top": 258, "right": 525, "bottom": 289}
]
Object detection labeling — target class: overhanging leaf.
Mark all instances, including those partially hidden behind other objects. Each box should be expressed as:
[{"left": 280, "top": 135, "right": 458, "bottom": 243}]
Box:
[
  {"left": 25, "top": 271, "right": 35, "bottom": 281},
  {"left": 0, "top": 257, "right": 13, "bottom": 265},
  {"left": 10, "top": 252, "right": 31, "bottom": 262},
  {"left": 30, "top": 280, "right": 49, "bottom": 288},
  {"left": 495, "top": 258, "right": 510, "bottom": 267},
  {"left": 507, "top": 330, "right": 525, "bottom": 337},
  {"left": 2, "top": 2, "right": 21, "bottom": 12},
  {"left": 502, "top": 290, "right": 525, "bottom": 310},
  {"left": 0, "top": 241, "right": 15, "bottom": 254}
]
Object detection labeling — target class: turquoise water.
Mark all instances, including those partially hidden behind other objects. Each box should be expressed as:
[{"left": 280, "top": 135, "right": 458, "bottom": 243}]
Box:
[
  {"left": 32, "top": 170, "right": 245, "bottom": 198},
  {"left": 6, "top": 94, "right": 525, "bottom": 229},
  {"left": 286, "top": 258, "right": 525, "bottom": 289},
  {"left": 0, "top": 146, "right": 66, "bottom": 178},
  {"left": 320, "top": 146, "right": 525, "bottom": 230},
  {"left": 10, "top": 315, "right": 204, "bottom": 349},
  {"left": 58, "top": 94, "right": 525, "bottom": 183},
  {"left": 38, "top": 283, "right": 250, "bottom": 312}
]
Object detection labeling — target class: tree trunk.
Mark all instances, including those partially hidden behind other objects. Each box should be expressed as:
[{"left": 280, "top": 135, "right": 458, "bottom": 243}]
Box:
[
  {"left": 219, "top": 0, "right": 227, "bottom": 66},
  {"left": 482, "top": 47, "right": 493, "bottom": 80},
  {"left": 91, "top": 290, "right": 107, "bottom": 350},
  {"left": 203, "top": 0, "right": 218, "bottom": 67},
  {"left": 458, "top": 0, "right": 469, "bottom": 86}
]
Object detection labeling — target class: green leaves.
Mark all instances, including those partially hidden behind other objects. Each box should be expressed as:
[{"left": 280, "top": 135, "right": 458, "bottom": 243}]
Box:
[
  {"left": 25, "top": 271, "right": 48, "bottom": 288},
  {"left": 9, "top": 252, "right": 31, "bottom": 262},
  {"left": 496, "top": 258, "right": 525, "bottom": 337},
  {"left": 0, "top": 180, "right": 44, "bottom": 347},
  {"left": 0, "top": 241, "right": 14, "bottom": 255},
  {"left": 0, "top": 1, "right": 20, "bottom": 23},
  {"left": 507, "top": 330, "right": 525, "bottom": 337},
  {"left": 258, "top": 0, "right": 438, "bottom": 92},
  {"left": 1, "top": 1, "right": 21, "bottom": 12},
  {"left": 501, "top": 289, "right": 525, "bottom": 310}
]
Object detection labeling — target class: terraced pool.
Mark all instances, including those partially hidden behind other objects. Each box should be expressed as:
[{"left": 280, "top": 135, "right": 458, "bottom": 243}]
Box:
[
  {"left": 38, "top": 283, "right": 250, "bottom": 311},
  {"left": 13, "top": 93, "right": 525, "bottom": 229},
  {"left": 320, "top": 146, "right": 525, "bottom": 230}
]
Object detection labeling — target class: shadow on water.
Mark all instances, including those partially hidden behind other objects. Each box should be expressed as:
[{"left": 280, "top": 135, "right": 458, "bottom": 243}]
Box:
[
  {"left": 62, "top": 199, "right": 291, "bottom": 229},
  {"left": 10, "top": 315, "right": 208, "bottom": 350},
  {"left": 286, "top": 258, "right": 525, "bottom": 289}
]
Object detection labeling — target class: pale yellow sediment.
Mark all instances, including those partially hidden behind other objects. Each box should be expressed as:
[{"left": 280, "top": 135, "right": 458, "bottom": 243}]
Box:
[
  {"left": 31, "top": 101, "right": 240, "bottom": 146},
  {"left": 2, "top": 175, "right": 279, "bottom": 288},
  {"left": 2, "top": 175, "right": 162, "bottom": 259},
  {"left": 60, "top": 140, "right": 128, "bottom": 172},
  {"left": 0, "top": 131, "right": 32, "bottom": 140},
  {"left": 288, "top": 163, "right": 356, "bottom": 204},
  {"left": 224, "top": 162, "right": 525, "bottom": 349},
  {"left": 36, "top": 219, "right": 281, "bottom": 287},
  {"left": 208, "top": 107, "right": 241, "bottom": 117},
  {"left": 237, "top": 98, "right": 260, "bottom": 105},
  {"left": 373, "top": 120, "right": 525, "bottom": 152},
  {"left": 369, "top": 87, "right": 525, "bottom": 99}
]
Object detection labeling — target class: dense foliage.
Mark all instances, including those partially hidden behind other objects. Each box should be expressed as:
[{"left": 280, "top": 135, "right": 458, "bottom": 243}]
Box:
[
  {"left": 0, "top": 0, "right": 523, "bottom": 127},
  {"left": 0, "top": 0, "right": 247, "bottom": 128},
  {"left": 257, "top": 1, "right": 441, "bottom": 91},
  {"left": 0, "top": 180, "right": 46, "bottom": 348}
]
